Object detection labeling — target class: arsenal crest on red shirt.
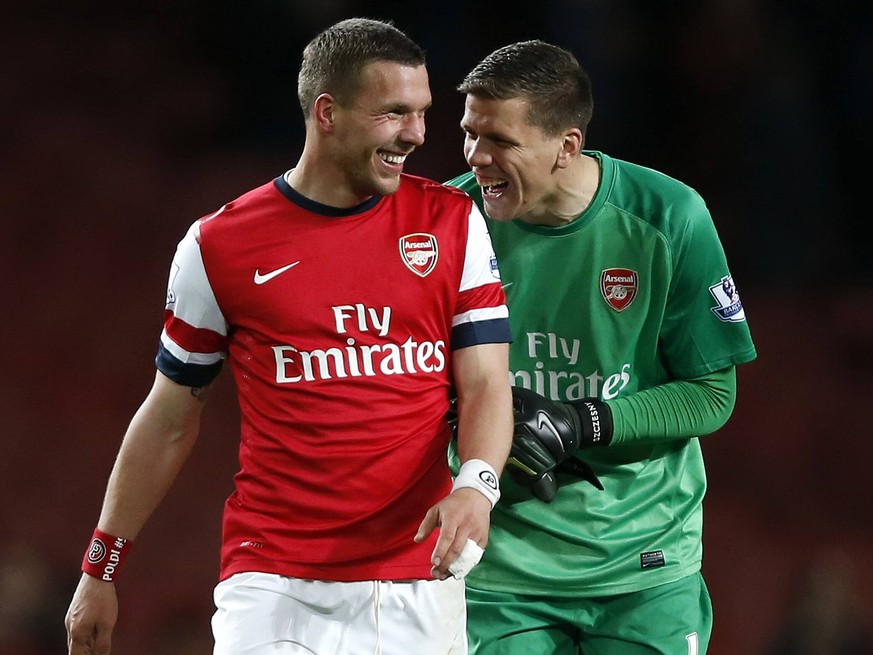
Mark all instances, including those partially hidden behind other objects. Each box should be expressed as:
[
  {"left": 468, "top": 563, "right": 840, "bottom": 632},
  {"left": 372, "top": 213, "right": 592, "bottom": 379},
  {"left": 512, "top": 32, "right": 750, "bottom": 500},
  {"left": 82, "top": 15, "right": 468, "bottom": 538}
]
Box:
[
  {"left": 400, "top": 233, "right": 439, "bottom": 277},
  {"left": 600, "top": 268, "right": 638, "bottom": 311}
]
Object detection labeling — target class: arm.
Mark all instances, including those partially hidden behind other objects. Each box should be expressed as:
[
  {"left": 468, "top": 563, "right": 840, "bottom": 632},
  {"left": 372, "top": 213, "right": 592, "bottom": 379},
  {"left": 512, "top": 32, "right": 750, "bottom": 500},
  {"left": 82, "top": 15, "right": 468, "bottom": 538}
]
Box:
[
  {"left": 65, "top": 370, "right": 209, "bottom": 655},
  {"left": 607, "top": 366, "right": 736, "bottom": 444},
  {"left": 415, "top": 342, "right": 512, "bottom": 579},
  {"left": 453, "top": 342, "right": 513, "bottom": 473},
  {"left": 508, "top": 366, "right": 737, "bottom": 500},
  {"left": 517, "top": 365, "right": 736, "bottom": 451}
]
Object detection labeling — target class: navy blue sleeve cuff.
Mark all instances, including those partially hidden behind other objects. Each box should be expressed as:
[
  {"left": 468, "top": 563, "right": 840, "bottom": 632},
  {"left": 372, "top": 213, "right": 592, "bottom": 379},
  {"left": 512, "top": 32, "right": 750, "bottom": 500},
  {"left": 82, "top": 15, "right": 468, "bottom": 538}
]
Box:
[
  {"left": 451, "top": 318, "right": 512, "bottom": 350},
  {"left": 155, "top": 344, "right": 223, "bottom": 387}
]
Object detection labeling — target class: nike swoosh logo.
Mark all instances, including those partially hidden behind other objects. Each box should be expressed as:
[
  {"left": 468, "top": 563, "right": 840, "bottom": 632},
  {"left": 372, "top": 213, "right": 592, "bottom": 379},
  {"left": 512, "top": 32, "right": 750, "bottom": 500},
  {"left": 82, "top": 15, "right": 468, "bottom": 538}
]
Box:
[
  {"left": 536, "top": 411, "right": 565, "bottom": 453},
  {"left": 254, "top": 261, "right": 300, "bottom": 285}
]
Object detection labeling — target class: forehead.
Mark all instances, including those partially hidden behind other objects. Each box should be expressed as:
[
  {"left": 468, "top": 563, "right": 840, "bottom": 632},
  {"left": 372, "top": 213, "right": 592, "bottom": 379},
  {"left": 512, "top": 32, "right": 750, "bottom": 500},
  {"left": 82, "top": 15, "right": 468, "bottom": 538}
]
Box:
[
  {"left": 354, "top": 61, "right": 431, "bottom": 110},
  {"left": 462, "top": 95, "right": 534, "bottom": 131}
]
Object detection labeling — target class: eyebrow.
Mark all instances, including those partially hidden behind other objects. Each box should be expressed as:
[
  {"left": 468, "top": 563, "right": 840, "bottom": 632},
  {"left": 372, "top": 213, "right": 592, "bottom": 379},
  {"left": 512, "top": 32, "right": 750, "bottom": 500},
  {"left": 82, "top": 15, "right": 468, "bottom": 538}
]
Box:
[
  {"left": 382, "top": 99, "right": 432, "bottom": 113},
  {"left": 462, "top": 122, "right": 521, "bottom": 146}
]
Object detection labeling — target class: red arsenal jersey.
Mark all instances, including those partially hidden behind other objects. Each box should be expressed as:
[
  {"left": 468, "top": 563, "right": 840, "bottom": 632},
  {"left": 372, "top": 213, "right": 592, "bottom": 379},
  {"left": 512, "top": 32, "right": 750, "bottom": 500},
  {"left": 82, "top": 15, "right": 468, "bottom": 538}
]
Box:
[{"left": 156, "top": 173, "right": 510, "bottom": 582}]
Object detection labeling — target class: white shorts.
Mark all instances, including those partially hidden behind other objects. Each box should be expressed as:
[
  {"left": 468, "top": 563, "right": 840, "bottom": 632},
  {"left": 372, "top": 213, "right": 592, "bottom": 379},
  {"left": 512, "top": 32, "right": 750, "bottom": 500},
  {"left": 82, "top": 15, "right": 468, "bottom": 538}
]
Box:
[{"left": 211, "top": 572, "right": 468, "bottom": 655}]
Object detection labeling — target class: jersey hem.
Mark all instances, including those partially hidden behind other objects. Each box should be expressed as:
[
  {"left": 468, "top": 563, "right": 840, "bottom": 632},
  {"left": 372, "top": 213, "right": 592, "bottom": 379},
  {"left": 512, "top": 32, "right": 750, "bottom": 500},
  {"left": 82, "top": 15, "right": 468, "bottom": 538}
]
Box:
[
  {"left": 219, "top": 560, "right": 435, "bottom": 584},
  {"left": 467, "top": 561, "right": 702, "bottom": 598}
]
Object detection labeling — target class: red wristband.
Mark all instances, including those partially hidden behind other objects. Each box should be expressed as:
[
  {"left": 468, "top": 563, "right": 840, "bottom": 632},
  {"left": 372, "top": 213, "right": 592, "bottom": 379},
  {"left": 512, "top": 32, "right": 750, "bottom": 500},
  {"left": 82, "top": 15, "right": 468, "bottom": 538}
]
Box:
[{"left": 81, "top": 528, "right": 132, "bottom": 582}]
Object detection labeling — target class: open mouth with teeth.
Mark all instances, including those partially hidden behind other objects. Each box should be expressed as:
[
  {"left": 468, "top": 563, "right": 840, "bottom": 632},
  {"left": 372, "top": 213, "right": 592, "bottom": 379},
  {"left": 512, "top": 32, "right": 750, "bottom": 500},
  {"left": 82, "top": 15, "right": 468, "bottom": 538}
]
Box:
[
  {"left": 379, "top": 152, "right": 408, "bottom": 167},
  {"left": 481, "top": 180, "right": 509, "bottom": 197}
]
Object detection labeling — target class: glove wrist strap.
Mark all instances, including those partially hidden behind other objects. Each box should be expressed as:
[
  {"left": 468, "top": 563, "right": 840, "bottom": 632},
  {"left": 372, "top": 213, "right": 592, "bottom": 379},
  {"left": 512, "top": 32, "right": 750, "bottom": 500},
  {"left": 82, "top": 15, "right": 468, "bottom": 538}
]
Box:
[
  {"left": 567, "top": 399, "right": 614, "bottom": 447},
  {"left": 452, "top": 458, "right": 501, "bottom": 508}
]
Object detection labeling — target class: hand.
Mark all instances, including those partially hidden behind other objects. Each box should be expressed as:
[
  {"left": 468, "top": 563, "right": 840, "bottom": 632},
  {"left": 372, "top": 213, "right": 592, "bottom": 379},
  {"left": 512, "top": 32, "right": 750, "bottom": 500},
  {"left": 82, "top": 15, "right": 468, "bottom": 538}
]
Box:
[
  {"left": 414, "top": 487, "right": 491, "bottom": 580},
  {"left": 505, "top": 424, "right": 561, "bottom": 502},
  {"left": 505, "top": 386, "right": 605, "bottom": 502},
  {"left": 65, "top": 573, "right": 118, "bottom": 654}
]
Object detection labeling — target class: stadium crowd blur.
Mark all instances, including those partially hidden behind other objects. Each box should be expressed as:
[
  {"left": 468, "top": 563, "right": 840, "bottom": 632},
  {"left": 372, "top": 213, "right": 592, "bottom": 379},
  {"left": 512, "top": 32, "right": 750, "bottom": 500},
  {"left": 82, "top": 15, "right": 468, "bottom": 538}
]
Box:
[{"left": 2, "top": 1, "right": 871, "bottom": 653}]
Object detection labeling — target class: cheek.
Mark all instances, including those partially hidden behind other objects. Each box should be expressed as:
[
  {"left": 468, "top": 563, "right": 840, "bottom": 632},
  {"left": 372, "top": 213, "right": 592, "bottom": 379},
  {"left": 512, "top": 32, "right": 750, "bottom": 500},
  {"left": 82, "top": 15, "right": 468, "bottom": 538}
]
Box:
[
  {"left": 463, "top": 143, "right": 478, "bottom": 165},
  {"left": 342, "top": 117, "right": 382, "bottom": 147},
  {"left": 517, "top": 154, "right": 553, "bottom": 186},
  {"left": 513, "top": 168, "right": 545, "bottom": 200},
  {"left": 372, "top": 117, "right": 402, "bottom": 141}
]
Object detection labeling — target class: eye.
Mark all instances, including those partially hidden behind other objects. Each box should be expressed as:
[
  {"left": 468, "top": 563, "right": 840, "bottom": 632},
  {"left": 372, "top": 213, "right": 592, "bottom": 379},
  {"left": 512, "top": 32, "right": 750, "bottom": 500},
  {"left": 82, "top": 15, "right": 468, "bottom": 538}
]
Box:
[{"left": 492, "top": 136, "right": 516, "bottom": 148}]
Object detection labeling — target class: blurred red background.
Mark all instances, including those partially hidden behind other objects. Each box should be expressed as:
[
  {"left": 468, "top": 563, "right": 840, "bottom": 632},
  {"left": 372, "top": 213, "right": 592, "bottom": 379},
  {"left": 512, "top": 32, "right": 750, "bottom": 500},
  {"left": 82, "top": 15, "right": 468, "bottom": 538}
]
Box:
[{"left": 3, "top": 1, "right": 871, "bottom": 653}]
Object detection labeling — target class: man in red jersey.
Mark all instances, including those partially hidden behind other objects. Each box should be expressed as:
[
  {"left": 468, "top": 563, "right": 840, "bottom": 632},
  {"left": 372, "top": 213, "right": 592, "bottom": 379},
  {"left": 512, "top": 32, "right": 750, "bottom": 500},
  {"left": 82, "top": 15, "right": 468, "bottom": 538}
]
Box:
[{"left": 64, "top": 18, "right": 513, "bottom": 655}]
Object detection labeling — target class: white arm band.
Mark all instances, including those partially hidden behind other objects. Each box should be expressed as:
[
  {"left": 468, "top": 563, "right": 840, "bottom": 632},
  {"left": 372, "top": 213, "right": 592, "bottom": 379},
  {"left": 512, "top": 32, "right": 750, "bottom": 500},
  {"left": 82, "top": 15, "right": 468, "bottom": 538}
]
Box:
[{"left": 452, "top": 458, "right": 500, "bottom": 508}]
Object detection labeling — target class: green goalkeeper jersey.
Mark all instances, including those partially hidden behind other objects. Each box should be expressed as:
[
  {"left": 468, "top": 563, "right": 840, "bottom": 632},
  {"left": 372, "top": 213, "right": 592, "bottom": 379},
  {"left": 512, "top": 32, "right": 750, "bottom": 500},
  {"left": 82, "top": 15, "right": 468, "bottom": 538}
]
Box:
[{"left": 447, "top": 151, "right": 757, "bottom": 596}]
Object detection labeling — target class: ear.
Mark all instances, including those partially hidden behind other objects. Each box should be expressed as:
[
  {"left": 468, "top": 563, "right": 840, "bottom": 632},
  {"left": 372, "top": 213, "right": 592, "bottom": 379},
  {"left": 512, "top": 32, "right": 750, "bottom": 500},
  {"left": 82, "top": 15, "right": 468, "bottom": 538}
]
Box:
[
  {"left": 313, "top": 93, "right": 337, "bottom": 133},
  {"left": 556, "top": 128, "right": 583, "bottom": 169}
]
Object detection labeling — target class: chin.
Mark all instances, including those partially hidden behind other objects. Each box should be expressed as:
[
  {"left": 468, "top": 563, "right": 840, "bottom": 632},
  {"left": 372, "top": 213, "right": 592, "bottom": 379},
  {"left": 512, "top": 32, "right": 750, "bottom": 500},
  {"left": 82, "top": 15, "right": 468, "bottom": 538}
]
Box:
[
  {"left": 355, "top": 175, "right": 399, "bottom": 199},
  {"left": 482, "top": 201, "right": 515, "bottom": 223},
  {"left": 377, "top": 178, "right": 402, "bottom": 196}
]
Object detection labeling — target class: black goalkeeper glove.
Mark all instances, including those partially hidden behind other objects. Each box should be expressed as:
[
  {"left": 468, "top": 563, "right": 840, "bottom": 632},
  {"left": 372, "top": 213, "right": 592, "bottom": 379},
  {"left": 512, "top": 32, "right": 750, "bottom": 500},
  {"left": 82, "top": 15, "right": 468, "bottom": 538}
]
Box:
[
  {"left": 505, "top": 386, "right": 612, "bottom": 502},
  {"left": 445, "top": 393, "right": 459, "bottom": 436}
]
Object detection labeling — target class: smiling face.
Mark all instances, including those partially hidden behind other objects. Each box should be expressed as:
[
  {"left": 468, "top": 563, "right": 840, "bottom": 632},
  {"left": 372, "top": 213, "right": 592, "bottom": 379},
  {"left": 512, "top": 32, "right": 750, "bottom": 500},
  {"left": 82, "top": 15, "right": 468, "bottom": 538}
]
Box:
[
  {"left": 461, "top": 94, "right": 569, "bottom": 223},
  {"left": 329, "top": 61, "right": 431, "bottom": 200}
]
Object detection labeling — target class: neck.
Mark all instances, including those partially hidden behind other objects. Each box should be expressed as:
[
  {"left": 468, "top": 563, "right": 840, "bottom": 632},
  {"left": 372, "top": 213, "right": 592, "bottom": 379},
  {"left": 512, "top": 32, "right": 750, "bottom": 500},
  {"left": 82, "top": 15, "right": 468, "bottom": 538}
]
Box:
[
  {"left": 523, "top": 154, "right": 600, "bottom": 227},
  {"left": 286, "top": 147, "right": 374, "bottom": 208}
]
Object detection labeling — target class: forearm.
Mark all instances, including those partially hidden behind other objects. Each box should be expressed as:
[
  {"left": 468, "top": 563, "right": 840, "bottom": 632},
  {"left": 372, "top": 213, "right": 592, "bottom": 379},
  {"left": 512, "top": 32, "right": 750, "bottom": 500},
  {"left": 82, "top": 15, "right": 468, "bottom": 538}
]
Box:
[
  {"left": 414, "top": 343, "right": 511, "bottom": 573},
  {"left": 457, "top": 380, "right": 513, "bottom": 472},
  {"left": 605, "top": 366, "right": 737, "bottom": 446},
  {"left": 454, "top": 343, "right": 513, "bottom": 473},
  {"left": 97, "top": 372, "right": 206, "bottom": 539}
]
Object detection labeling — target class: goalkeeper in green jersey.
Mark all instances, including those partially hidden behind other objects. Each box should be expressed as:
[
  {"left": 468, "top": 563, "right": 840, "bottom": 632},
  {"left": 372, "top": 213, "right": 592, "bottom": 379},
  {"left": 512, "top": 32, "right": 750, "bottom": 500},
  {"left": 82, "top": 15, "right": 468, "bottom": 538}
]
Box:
[{"left": 446, "top": 40, "right": 757, "bottom": 655}]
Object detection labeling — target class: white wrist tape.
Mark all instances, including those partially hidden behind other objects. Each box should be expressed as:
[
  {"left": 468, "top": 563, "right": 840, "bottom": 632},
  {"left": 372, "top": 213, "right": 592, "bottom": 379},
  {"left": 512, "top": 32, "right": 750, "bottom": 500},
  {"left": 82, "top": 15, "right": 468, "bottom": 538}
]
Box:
[
  {"left": 448, "top": 538, "right": 485, "bottom": 579},
  {"left": 452, "top": 458, "right": 500, "bottom": 508}
]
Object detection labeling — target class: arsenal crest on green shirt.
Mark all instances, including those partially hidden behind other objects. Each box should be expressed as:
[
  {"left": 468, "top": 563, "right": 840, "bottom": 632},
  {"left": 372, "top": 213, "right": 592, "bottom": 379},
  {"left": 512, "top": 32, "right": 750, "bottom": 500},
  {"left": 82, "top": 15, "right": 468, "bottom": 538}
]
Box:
[{"left": 600, "top": 268, "right": 638, "bottom": 311}]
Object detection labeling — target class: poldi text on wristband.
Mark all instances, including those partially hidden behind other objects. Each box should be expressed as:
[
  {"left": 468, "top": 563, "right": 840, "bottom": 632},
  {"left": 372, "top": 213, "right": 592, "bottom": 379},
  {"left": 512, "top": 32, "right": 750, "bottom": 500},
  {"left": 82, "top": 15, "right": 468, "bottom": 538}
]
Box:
[{"left": 81, "top": 528, "right": 132, "bottom": 582}]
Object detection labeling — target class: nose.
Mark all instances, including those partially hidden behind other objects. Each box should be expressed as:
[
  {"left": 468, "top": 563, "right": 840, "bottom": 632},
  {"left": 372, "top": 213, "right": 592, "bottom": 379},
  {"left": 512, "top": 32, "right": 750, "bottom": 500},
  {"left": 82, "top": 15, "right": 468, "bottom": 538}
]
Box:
[
  {"left": 400, "top": 113, "right": 426, "bottom": 147},
  {"left": 464, "top": 137, "right": 490, "bottom": 167}
]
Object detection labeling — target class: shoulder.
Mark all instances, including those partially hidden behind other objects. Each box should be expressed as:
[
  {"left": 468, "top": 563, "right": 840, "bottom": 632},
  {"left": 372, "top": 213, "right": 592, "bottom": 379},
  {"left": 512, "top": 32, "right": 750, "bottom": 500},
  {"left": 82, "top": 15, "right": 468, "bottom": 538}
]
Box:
[
  {"left": 196, "top": 178, "right": 283, "bottom": 237},
  {"left": 605, "top": 154, "right": 702, "bottom": 203},
  {"left": 596, "top": 152, "right": 711, "bottom": 230},
  {"left": 401, "top": 173, "right": 473, "bottom": 199},
  {"left": 443, "top": 170, "right": 477, "bottom": 192},
  {"left": 396, "top": 174, "right": 475, "bottom": 213}
]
